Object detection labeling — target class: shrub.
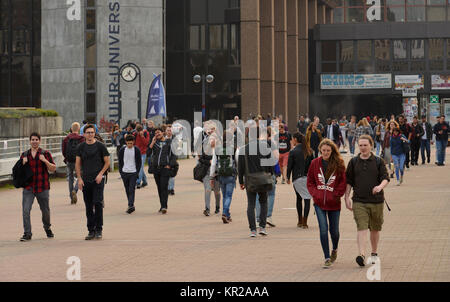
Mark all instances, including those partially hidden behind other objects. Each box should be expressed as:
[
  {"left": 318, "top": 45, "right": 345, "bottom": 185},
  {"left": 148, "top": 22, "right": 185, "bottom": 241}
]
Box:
[{"left": 0, "top": 109, "right": 59, "bottom": 119}]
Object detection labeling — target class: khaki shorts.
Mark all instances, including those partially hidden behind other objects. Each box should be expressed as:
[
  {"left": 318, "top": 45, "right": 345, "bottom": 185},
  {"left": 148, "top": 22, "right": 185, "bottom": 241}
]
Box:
[{"left": 353, "top": 202, "right": 384, "bottom": 231}]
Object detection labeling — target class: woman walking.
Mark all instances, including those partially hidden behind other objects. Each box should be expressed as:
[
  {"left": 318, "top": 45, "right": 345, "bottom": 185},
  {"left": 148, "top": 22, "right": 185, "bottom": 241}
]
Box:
[
  {"left": 382, "top": 120, "right": 399, "bottom": 178},
  {"left": 353, "top": 118, "right": 373, "bottom": 152},
  {"left": 390, "top": 127, "right": 409, "bottom": 186},
  {"left": 287, "top": 132, "right": 314, "bottom": 228},
  {"left": 347, "top": 116, "right": 357, "bottom": 156},
  {"left": 305, "top": 122, "right": 323, "bottom": 158},
  {"left": 307, "top": 139, "right": 347, "bottom": 268}
]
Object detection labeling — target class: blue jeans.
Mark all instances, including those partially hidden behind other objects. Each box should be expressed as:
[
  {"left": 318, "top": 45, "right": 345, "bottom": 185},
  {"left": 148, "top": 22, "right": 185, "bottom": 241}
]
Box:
[
  {"left": 375, "top": 141, "right": 381, "bottom": 156},
  {"left": 256, "top": 175, "right": 276, "bottom": 221},
  {"left": 420, "top": 139, "right": 430, "bottom": 163},
  {"left": 348, "top": 135, "right": 355, "bottom": 154},
  {"left": 436, "top": 139, "right": 447, "bottom": 164},
  {"left": 168, "top": 177, "right": 175, "bottom": 191},
  {"left": 392, "top": 153, "right": 405, "bottom": 181},
  {"left": 314, "top": 205, "right": 340, "bottom": 260},
  {"left": 219, "top": 176, "right": 235, "bottom": 218},
  {"left": 137, "top": 154, "right": 147, "bottom": 185}
]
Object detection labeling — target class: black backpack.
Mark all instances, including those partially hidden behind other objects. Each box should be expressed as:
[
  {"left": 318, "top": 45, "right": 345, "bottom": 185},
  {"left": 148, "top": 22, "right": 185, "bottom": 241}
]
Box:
[
  {"left": 12, "top": 151, "right": 33, "bottom": 188},
  {"left": 217, "top": 151, "right": 235, "bottom": 177},
  {"left": 66, "top": 138, "right": 81, "bottom": 163}
]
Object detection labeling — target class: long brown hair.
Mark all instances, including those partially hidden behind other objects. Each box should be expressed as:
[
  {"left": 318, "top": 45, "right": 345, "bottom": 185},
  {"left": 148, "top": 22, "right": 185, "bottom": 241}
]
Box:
[
  {"left": 305, "top": 123, "right": 323, "bottom": 150},
  {"left": 318, "top": 139, "right": 345, "bottom": 180},
  {"left": 293, "top": 132, "right": 312, "bottom": 159}
]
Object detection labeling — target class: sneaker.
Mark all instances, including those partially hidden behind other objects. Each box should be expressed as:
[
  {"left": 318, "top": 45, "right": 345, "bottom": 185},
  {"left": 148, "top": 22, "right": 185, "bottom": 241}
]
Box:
[
  {"left": 126, "top": 206, "right": 135, "bottom": 214},
  {"left": 95, "top": 231, "right": 102, "bottom": 240},
  {"left": 266, "top": 217, "right": 276, "bottom": 227},
  {"left": 323, "top": 259, "right": 332, "bottom": 268},
  {"left": 227, "top": 217, "right": 232, "bottom": 223},
  {"left": 396, "top": 180, "right": 401, "bottom": 186},
  {"left": 136, "top": 184, "right": 142, "bottom": 189},
  {"left": 281, "top": 179, "right": 286, "bottom": 184},
  {"left": 20, "top": 234, "right": 32, "bottom": 242},
  {"left": 427, "top": 158, "right": 430, "bottom": 163},
  {"left": 203, "top": 209, "right": 210, "bottom": 216},
  {"left": 85, "top": 231, "right": 95, "bottom": 240},
  {"left": 45, "top": 229, "right": 54, "bottom": 238},
  {"left": 258, "top": 228, "right": 268, "bottom": 236},
  {"left": 169, "top": 190, "right": 175, "bottom": 195},
  {"left": 250, "top": 230, "right": 257, "bottom": 237},
  {"left": 222, "top": 215, "right": 229, "bottom": 224},
  {"left": 356, "top": 255, "right": 365, "bottom": 267},
  {"left": 141, "top": 182, "right": 148, "bottom": 188},
  {"left": 330, "top": 250, "right": 338, "bottom": 263},
  {"left": 71, "top": 191, "right": 77, "bottom": 204},
  {"left": 215, "top": 207, "right": 220, "bottom": 214},
  {"left": 161, "top": 208, "right": 167, "bottom": 214}
]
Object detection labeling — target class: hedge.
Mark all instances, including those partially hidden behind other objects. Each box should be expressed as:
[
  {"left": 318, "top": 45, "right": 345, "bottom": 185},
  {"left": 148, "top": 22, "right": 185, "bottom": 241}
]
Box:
[{"left": 0, "top": 109, "right": 59, "bottom": 119}]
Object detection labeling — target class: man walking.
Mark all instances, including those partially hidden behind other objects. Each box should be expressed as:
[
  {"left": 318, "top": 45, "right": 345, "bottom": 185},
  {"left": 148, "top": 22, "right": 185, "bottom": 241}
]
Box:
[
  {"left": 297, "top": 115, "right": 309, "bottom": 135},
  {"left": 76, "top": 124, "right": 110, "bottom": 240},
  {"left": 345, "top": 135, "right": 390, "bottom": 267},
  {"left": 278, "top": 123, "right": 291, "bottom": 184},
  {"left": 19, "top": 132, "right": 56, "bottom": 241},
  {"left": 433, "top": 115, "right": 449, "bottom": 166},
  {"left": 398, "top": 115, "right": 412, "bottom": 169},
  {"left": 118, "top": 134, "right": 142, "bottom": 214},
  {"left": 62, "top": 122, "right": 85, "bottom": 204},
  {"left": 134, "top": 124, "right": 149, "bottom": 189},
  {"left": 420, "top": 115, "right": 433, "bottom": 165},
  {"left": 409, "top": 116, "right": 424, "bottom": 166}
]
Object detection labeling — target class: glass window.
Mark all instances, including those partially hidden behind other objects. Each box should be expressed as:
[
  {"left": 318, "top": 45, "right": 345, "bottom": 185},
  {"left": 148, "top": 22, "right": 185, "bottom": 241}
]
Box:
[
  {"left": 346, "top": 8, "right": 364, "bottom": 22},
  {"left": 357, "top": 61, "right": 374, "bottom": 72},
  {"left": 410, "top": 61, "right": 425, "bottom": 71},
  {"left": 87, "top": 0, "right": 95, "bottom": 7},
  {"left": 32, "top": 66, "right": 40, "bottom": 108},
  {"left": 429, "top": 39, "right": 444, "bottom": 60},
  {"left": 430, "top": 60, "right": 443, "bottom": 70},
  {"left": 12, "top": 0, "right": 31, "bottom": 28},
  {"left": 200, "top": 25, "right": 206, "bottom": 50},
  {"left": 11, "top": 56, "right": 31, "bottom": 106},
  {"left": 12, "top": 30, "right": 30, "bottom": 55},
  {"left": 393, "top": 61, "right": 409, "bottom": 71},
  {"left": 375, "top": 40, "right": 390, "bottom": 60},
  {"left": 86, "top": 32, "right": 96, "bottom": 68},
  {"left": 334, "top": 0, "right": 344, "bottom": 5},
  {"left": 393, "top": 40, "right": 407, "bottom": 59},
  {"left": 222, "top": 24, "right": 228, "bottom": 50},
  {"left": 427, "top": 0, "right": 445, "bottom": 3},
  {"left": 339, "top": 41, "right": 354, "bottom": 72},
  {"left": 407, "top": 7, "right": 425, "bottom": 21},
  {"left": 387, "top": 7, "right": 405, "bottom": 21},
  {"left": 376, "top": 60, "right": 391, "bottom": 72},
  {"left": 208, "top": 0, "right": 227, "bottom": 23},
  {"left": 231, "top": 24, "right": 237, "bottom": 50},
  {"left": 447, "top": 7, "right": 450, "bottom": 21},
  {"left": 406, "top": 0, "right": 424, "bottom": 3},
  {"left": 0, "top": 56, "right": 9, "bottom": 106},
  {"left": 209, "top": 25, "right": 222, "bottom": 49},
  {"left": 358, "top": 40, "right": 372, "bottom": 60},
  {"left": 0, "top": 0, "right": 9, "bottom": 28},
  {"left": 190, "top": 25, "right": 200, "bottom": 50},
  {"left": 33, "top": 0, "right": 41, "bottom": 55},
  {"left": 345, "top": 0, "right": 365, "bottom": 5},
  {"left": 387, "top": 0, "right": 404, "bottom": 4},
  {"left": 333, "top": 8, "right": 344, "bottom": 23},
  {"left": 86, "top": 93, "right": 96, "bottom": 113},
  {"left": 208, "top": 51, "right": 228, "bottom": 93},
  {"left": 190, "top": 0, "right": 207, "bottom": 24},
  {"left": 166, "top": 52, "right": 184, "bottom": 93},
  {"left": 411, "top": 39, "right": 424, "bottom": 59},
  {"left": 322, "top": 63, "right": 337, "bottom": 72},
  {"left": 87, "top": 70, "right": 95, "bottom": 91},
  {"left": 427, "top": 7, "right": 446, "bottom": 21},
  {"left": 0, "top": 30, "right": 8, "bottom": 55},
  {"left": 322, "top": 41, "right": 337, "bottom": 61},
  {"left": 86, "top": 9, "right": 95, "bottom": 30}
]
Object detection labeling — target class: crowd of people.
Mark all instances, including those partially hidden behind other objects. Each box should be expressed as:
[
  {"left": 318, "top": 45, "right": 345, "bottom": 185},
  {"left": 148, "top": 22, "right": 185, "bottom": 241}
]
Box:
[{"left": 13, "top": 111, "right": 449, "bottom": 269}]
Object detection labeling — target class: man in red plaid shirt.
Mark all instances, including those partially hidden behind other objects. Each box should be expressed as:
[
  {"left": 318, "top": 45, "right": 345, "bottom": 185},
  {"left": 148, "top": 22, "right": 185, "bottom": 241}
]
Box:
[{"left": 19, "top": 132, "right": 56, "bottom": 241}]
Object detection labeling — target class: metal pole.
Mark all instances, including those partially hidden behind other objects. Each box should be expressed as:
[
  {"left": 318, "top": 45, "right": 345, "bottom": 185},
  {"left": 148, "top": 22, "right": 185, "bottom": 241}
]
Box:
[
  {"left": 202, "top": 75, "right": 206, "bottom": 121},
  {"left": 138, "top": 67, "right": 142, "bottom": 121}
]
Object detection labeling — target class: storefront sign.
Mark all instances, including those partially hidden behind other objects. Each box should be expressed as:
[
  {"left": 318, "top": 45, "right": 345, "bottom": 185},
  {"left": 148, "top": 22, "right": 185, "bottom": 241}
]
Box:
[
  {"left": 431, "top": 75, "right": 450, "bottom": 90},
  {"left": 394, "top": 75, "right": 424, "bottom": 90},
  {"left": 402, "top": 88, "right": 417, "bottom": 97},
  {"left": 320, "top": 74, "right": 391, "bottom": 89},
  {"left": 430, "top": 95, "right": 440, "bottom": 103}
]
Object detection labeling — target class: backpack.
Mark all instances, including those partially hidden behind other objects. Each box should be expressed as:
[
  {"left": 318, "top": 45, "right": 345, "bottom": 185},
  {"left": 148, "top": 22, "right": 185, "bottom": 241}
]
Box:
[
  {"left": 193, "top": 161, "right": 209, "bottom": 182},
  {"left": 66, "top": 138, "right": 81, "bottom": 163},
  {"left": 78, "top": 141, "right": 109, "bottom": 183},
  {"left": 217, "top": 151, "right": 234, "bottom": 177},
  {"left": 12, "top": 151, "right": 33, "bottom": 188}
]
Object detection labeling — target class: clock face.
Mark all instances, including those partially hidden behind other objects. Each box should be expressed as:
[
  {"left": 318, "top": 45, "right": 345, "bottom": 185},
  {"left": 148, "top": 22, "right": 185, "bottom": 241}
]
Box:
[{"left": 121, "top": 66, "right": 137, "bottom": 82}]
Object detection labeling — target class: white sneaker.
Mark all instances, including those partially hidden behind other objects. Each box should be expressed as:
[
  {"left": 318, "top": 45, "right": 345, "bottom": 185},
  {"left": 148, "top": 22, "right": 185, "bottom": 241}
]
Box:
[
  {"left": 258, "top": 228, "right": 268, "bottom": 236},
  {"left": 267, "top": 217, "right": 276, "bottom": 227},
  {"left": 250, "top": 230, "right": 257, "bottom": 237},
  {"left": 396, "top": 180, "right": 401, "bottom": 186}
]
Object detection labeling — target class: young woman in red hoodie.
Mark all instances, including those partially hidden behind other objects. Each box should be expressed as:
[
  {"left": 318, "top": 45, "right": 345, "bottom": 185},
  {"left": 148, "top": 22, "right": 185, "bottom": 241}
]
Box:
[{"left": 307, "top": 139, "right": 347, "bottom": 268}]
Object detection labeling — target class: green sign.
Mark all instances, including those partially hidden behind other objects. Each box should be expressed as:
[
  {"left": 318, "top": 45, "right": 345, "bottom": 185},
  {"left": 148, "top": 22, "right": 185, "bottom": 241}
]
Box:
[{"left": 430, "top": 95, "right": 439, "bottom": 103}]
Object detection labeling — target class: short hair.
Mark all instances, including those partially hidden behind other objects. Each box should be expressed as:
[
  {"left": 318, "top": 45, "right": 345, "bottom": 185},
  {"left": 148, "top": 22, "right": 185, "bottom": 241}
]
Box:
[
  {"left": 358, "top": 134, "right": 374, "bottom": 146},
  {"left": 29, "top": 132, "right": 41, "bottom": 140},
  {"left": 71, "top": 122, "right": 80, "bottom": 132},
  {"left": 84, "top": 124, "right": 95, "bottom": 132},
  {"left": 125, "top": 134, "right": 135, "bottom": 142},
  {"left": 136, "top": 125, "right": 143, "bottom": 132},
  {"left": 154, "top": 126, "right": 164, "bottom": 132}
]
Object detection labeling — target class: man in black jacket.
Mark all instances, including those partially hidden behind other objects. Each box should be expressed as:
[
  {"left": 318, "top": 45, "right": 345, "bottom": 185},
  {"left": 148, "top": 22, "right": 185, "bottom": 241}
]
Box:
[
  {"left": 420, "top": 115, "right": 433, "bottom": 165},
  {"left": 118, "top": 134, "right": 142, "bottom": 214},
  {"left": 410, "top": 116, "right": 425, "bottom": 166},
  {"left": 324, "top": 119, "right": 341, "bottom": 147},
  {"left": 148, "top": 127, "right": 177, "bottom": 214},
  {"left": 398, "top": 115, "right": 412, "bottom": 169},
  {"left": 238, "top": 127, "right": 275, "bottom": 237},
  {"left": 433, "top": 115, "right": 449, "bottom": 166}
]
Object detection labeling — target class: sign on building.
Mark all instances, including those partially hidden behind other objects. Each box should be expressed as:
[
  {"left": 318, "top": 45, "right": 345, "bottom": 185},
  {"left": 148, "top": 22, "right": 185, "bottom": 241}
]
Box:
[
  {"left": 402, "top": 88, "right": 417, "bottom": 97},
  {"left": 320, "top": 74, "right": 392, "bottom": 89},
  {"left": 394, "top": 75, "right": 424, "bottom": 90},
  {"left": 430, "top": 95, "right": 440, "bottom": 103},
  {"left": 431, "top": 75, "right": 450, "bottom": 90}
]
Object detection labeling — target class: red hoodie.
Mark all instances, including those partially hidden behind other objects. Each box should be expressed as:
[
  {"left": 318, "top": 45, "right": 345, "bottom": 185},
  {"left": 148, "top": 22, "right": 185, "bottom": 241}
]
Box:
[
  {"left": 307, "top": 157, "right": 347, "bottom": 211},
  {"left": 135, "top": 130, "right": 150, "bottom": 155}
]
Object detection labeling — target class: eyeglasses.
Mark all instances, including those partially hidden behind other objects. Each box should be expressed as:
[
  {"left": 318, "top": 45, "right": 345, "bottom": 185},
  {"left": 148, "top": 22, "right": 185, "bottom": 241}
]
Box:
[{"left": 85, "top": 131, "right": 95, "bottom": 135}]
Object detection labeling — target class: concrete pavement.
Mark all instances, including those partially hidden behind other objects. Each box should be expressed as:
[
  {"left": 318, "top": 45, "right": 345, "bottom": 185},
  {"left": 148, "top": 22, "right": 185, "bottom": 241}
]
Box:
[{"left": 0, "top": 148, "right": 449, "bottom": 282}]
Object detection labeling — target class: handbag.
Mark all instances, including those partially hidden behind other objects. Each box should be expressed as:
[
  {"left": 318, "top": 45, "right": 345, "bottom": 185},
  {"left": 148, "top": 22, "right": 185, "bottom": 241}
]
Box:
[
  {"left": 244, "top": 143, "right": 273, "bottom": 193},
  {"left": 193, "top": 161, "right": 209, "bottom": 182}
]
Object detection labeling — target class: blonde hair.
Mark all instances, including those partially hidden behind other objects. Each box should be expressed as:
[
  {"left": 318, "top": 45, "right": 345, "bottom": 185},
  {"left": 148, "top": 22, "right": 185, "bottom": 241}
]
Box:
[
  {"left": 357, "top": 118, "right": 369, "bottom": 127},
  {"left": 71, "top": 122, "right": 80, "bottom": 133}
]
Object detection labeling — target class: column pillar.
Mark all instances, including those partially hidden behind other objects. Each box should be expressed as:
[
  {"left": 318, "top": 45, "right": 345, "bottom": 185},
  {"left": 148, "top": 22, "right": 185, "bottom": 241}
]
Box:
[
  {"left": 299, "top": 0, "right": 310, "bottom": 116},
  {"left": 287, "top": 0, "right": 299, "bottom": 131},
  {"left": 260, "top": 0, "right": 275, "bottom": 117},
  {"left": 274, "top": 0, "right": 288, "bottom": 122}
]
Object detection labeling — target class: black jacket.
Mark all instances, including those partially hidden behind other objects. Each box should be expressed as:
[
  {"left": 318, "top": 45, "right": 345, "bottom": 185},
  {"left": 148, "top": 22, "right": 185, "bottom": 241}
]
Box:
[
  {"left": 433, "top": 121, "right": 449, "bottom": 141},
  {"left": 410, "top": 123, "right": 425, "bottom": 141},
  {"left": 421, "top": 122, "right": 433, "bottom": 140},
  {"left": 324, "top": 124, "right": 341, "bottom": 142},
  {"left": 118, "top": 146, "right": 142, "bottom": 175},
  {"left": 238, "top": 140, "right": 274, "bottom": 185},
  {"left": 148, "top": 138, "right": 177, "bottom": 173},
  {"left": 286, "top": 144, "right": 313, "bottom": 182}
]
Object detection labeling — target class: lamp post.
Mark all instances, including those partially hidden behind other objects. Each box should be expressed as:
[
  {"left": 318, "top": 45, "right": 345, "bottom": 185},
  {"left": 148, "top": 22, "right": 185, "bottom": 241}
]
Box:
[{"left": 193, "top": 74, "right": 214, "bottom": 121}]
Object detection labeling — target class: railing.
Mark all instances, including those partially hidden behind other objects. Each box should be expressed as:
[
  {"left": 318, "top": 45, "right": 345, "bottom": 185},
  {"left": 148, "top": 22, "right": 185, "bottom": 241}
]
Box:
[{"left": 0, "top": 133, "right": 114, "bottom": 160}]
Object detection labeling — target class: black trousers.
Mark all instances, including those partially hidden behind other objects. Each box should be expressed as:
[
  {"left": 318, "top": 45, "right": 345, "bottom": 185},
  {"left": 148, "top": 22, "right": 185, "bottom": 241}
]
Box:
[
  {"left": 82, "top": 179, "right": 105, "bottom": 232},
  {"left": 154, "top": 168, "right": 170, "bottom": 209},
  {"left": 411, "top": 139, "right": 421, "bottom": 164},
  {"left": 121, "top": 172, "right": 137, "bottom": 208},
  {"left": 294, "top": 188, "right": 310, "bottom": 220},
  {"left": 246, "top": 190, "right": 268, "bottom": 231}
]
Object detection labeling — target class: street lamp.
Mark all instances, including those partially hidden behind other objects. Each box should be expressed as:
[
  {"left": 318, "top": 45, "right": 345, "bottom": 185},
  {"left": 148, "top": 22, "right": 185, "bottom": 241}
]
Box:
[{"left": 193, "top": 74, "right": 214, "bottom": 121}]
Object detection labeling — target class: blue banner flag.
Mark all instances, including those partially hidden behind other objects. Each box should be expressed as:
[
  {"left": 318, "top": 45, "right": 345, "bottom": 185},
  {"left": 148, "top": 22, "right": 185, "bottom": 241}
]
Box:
[{"left": 146, "top": 74, "right": 166, "bottom": 118}]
